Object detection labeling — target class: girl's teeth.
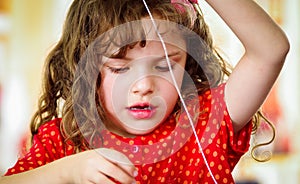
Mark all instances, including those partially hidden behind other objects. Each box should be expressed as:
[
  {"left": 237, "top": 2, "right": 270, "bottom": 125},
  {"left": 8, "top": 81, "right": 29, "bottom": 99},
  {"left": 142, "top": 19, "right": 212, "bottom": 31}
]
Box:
[{"left": 131, "top": 106, "right": 151, "bottom": 110}]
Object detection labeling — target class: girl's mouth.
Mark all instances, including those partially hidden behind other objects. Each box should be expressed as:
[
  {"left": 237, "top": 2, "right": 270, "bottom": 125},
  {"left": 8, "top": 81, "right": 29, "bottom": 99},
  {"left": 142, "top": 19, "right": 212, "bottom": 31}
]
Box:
[{"left": 126, "top": 103, "right": 156, "bottom": 119}]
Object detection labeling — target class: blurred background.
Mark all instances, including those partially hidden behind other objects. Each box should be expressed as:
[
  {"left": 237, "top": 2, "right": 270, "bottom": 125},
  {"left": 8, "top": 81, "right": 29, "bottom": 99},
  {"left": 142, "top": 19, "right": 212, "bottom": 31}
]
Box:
[{"left": 0, "top": 0, "right": 299, "bottom": 183}]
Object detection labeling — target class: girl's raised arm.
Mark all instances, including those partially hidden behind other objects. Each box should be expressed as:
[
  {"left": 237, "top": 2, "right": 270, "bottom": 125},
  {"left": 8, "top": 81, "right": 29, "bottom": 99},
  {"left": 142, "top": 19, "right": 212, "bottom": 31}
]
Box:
[{"left": 206, "top": 0, "right": 290, "bottom": 132}]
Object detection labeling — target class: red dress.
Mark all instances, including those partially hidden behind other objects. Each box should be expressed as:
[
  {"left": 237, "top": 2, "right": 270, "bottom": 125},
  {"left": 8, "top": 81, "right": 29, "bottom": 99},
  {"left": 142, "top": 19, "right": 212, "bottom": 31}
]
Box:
[{"left": 4, "top": 83, "right": 252, "bottom": 183}]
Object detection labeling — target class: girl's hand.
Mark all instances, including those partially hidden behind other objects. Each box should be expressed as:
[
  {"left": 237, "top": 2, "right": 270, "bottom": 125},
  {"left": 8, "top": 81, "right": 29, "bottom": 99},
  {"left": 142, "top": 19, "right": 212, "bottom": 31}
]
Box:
[{"left": 62, "top": 148, "right": 137, "bottom": 184}]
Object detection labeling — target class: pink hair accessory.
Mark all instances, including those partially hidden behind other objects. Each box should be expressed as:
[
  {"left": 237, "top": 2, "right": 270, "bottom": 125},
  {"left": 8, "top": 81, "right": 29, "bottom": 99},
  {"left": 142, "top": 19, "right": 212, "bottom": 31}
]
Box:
[{"left": 171, "top": 0, "right": 198, "bottom": 25}]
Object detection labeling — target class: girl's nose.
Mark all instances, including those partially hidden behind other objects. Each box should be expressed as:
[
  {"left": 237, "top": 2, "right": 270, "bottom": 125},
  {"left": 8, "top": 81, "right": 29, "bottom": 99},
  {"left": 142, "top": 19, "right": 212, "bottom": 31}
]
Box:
[{"left": 131, "top": 76, "right": 155, "bottom": 96}]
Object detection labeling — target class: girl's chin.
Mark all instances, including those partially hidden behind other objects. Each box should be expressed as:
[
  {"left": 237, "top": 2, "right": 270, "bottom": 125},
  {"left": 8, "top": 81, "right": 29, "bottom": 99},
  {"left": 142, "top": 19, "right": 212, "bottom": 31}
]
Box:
[
  {"left": 123, "top": 127, "right": 156, "bottom": 136},
  {"left": 116, "top": 123, "right": 161, "bottom": 137},
  {"left": 107, "top": 118, "right": 164, "bottom": 137},
  {"left": 106, "top": 124, "right": 156, "bottom": 138}
]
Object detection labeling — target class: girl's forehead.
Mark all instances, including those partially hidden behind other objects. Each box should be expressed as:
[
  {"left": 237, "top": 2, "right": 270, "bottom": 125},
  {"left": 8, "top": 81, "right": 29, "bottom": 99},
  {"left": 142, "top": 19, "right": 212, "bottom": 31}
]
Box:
[
  {"left": 91, "top": 19, "right": 191, "bottom": 60},
  {"left": 103, "top": 41, "right": 185, "bottom": 62},
  {"left": 116, "top": 40, "right": 186, "bottom": 61},
  {"left": 141, "top": 18, "right": 185, "bottom": 38}
]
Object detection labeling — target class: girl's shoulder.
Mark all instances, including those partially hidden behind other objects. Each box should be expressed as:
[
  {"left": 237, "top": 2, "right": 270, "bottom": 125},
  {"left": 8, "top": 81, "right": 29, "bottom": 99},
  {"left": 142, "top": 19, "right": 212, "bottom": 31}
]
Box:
[
  {"left": 196, "top": 83, "right": 227, "bottom": 110},
  {"left": 36, "top": 118, "right": 62, "bottom": 138},
  {"left": 4, "top": 118, "right": 73, "bottom": 176},
  {"left": 34, "top": 118, "right": 75, "bottom": 155},
  {"left": 201, "top": 83, "right": 226, "bottom": 101}
]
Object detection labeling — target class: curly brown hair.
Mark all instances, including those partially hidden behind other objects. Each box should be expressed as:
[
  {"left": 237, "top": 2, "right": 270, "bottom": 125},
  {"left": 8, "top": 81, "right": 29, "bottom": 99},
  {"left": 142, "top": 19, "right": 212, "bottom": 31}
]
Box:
[{"left": 30, "top": 0, "right": 274, "bottom": 161}]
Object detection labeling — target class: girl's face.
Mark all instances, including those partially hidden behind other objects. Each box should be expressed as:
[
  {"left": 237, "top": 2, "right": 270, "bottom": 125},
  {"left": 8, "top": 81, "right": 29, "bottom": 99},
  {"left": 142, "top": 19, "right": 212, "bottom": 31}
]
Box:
[
  {"left": 97, "top": 19, "right": 187, "bottom": 137},
  {"left": 98, "top": 40, "right": 187, "bottom": 137}
]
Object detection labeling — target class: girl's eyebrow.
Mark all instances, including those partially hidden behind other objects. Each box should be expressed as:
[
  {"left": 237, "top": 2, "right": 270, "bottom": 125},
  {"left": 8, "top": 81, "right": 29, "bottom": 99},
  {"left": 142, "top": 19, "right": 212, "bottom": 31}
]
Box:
[
  {"left": 122, "top": 50, "right": 181, "bottom": 60},
  {"left": 165, "top": 51, "right": 181, "bottom": 57},
  {"left": 105, "top": 50, "right": 183, "bottom": 64},
  {"left": 161, "top": 51, "right": 183, "bottom": 62}
]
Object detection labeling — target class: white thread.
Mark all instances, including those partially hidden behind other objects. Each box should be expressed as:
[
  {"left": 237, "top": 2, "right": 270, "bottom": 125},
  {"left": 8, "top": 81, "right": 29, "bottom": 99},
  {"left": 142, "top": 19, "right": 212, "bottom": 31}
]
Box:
[{"left": 141, "top": 1, "right": 218, "bottom": 183}]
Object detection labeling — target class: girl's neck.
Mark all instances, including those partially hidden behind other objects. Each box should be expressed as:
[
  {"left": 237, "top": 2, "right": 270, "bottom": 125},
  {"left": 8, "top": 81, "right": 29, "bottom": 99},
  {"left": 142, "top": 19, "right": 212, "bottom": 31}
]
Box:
[{"left": 105, "top": 123, "right": 136, "bottom": 138}]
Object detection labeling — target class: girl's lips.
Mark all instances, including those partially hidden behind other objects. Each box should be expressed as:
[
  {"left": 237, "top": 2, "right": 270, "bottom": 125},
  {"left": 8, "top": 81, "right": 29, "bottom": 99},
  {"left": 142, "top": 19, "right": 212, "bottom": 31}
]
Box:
[{"left": 126, "top": 103, "right": 156, "bottom": 119}]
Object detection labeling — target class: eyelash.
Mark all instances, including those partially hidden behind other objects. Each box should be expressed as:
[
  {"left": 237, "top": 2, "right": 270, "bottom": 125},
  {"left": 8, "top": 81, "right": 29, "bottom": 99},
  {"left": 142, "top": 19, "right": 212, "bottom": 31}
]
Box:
[
  {"left": 107, "top": 64, "right": 175, "bottom": 74},
  {"left": 155, "top": 64, "right": 174, "bottom": 72},
  {"left": 107, "top": 66, "right": 129, "bottom": 73}
]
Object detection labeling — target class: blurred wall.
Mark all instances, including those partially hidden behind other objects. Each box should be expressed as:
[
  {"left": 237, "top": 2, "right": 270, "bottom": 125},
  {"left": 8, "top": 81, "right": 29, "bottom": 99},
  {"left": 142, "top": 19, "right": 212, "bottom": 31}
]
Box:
[{"left": 0, "top": 0, "right": 72, "bottom": 174}]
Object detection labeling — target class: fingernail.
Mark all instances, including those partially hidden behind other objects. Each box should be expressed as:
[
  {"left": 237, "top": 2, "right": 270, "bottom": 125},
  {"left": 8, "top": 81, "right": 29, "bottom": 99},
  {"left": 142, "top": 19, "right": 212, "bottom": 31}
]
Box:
[
  {"left": 133, "top": 170, "right": 138, "bottom": 177},
  {"left": 132, "top": 181, "right": 136, "bottom": 184}
]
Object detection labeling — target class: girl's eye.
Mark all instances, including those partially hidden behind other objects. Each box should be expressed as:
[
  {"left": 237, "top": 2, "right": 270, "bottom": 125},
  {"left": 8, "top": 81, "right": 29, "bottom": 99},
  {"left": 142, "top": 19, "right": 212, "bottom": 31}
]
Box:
[
  {"left": 107, "top": 66, "right": 129, "bottom": 73},
  {"left": 155, "top": 64, "right": 174, "bottom": 72}
]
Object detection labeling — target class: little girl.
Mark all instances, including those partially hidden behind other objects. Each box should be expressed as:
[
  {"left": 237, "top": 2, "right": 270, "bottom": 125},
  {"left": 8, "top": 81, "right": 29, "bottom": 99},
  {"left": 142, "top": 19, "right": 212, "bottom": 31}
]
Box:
[{"left": 1, "top": 0, "right": 289, "bottom": 183}]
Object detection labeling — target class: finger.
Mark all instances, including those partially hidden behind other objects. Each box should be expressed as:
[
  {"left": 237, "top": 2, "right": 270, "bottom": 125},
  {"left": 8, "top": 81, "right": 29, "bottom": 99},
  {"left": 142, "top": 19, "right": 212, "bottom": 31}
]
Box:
[
  {"left": 77, "top": 159, "right": 117, "bottom": 184},
  {"left": 95, "top": 148, "right": 137, "bottom": 183},
  {"left": 95, "top": 160, "right": 136, "bottom": 184},
  {"left": 96, "top": 148, "right": 137, "bottom": 177},
  {"left": 88, "top": 172, "right": 116, "bottom": 184}
]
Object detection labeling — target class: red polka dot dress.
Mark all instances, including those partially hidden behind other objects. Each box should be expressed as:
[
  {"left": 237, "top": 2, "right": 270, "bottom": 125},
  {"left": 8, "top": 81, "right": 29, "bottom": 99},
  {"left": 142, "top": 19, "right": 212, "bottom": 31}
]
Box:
[{"left": 4, "top": 83, "right": 252, "bottom": 183}]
